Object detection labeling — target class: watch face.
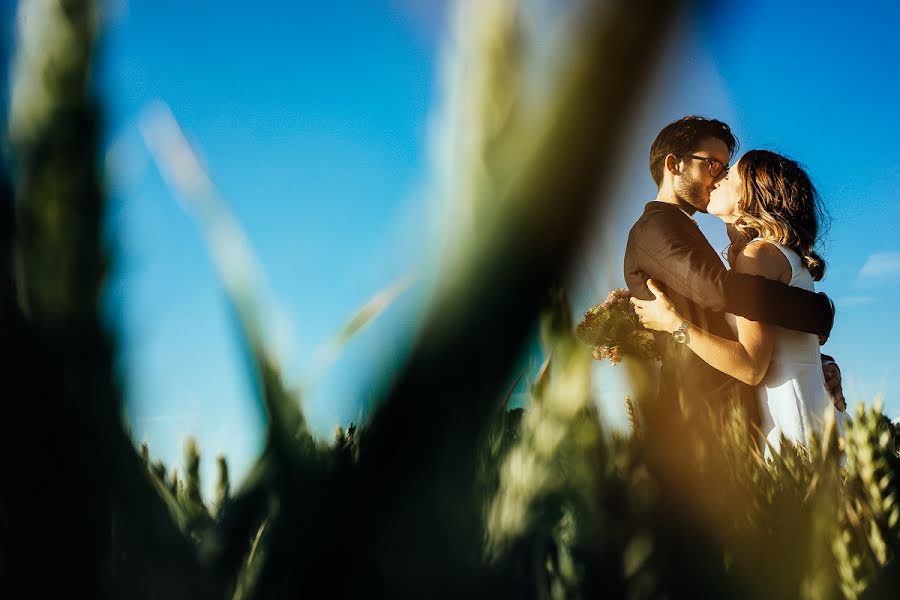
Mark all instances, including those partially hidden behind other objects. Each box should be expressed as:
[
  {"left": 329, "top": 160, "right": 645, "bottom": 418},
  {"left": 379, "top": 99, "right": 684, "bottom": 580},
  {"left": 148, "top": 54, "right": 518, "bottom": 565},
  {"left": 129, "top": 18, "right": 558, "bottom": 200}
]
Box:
[{"left": 673, "top": 329, "right": 687, "bottom": 344}]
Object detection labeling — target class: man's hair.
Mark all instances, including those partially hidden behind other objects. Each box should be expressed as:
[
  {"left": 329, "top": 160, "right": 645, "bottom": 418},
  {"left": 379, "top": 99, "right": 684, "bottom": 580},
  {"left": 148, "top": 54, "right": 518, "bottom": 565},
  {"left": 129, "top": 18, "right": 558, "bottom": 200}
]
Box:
[{"left": 649, "top": 116, "right": 738, "bottom": 187}]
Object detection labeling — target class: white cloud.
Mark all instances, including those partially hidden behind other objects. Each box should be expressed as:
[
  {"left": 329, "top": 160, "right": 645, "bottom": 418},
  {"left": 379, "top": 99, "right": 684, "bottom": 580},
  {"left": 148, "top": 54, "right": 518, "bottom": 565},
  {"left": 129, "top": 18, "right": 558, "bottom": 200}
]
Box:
[
  {"left": 834, "top": 296, "right": 876, "bottom": 308},
  {"left": 859, "top": 252, "right": 900, "bottom": 279}
]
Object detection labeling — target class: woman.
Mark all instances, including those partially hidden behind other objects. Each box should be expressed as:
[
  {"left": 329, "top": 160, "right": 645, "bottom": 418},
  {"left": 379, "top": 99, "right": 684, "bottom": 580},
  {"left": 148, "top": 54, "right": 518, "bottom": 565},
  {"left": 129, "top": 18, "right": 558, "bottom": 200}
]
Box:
[{"left": 631, "top": 149, "right": 836, "bottom": 457}]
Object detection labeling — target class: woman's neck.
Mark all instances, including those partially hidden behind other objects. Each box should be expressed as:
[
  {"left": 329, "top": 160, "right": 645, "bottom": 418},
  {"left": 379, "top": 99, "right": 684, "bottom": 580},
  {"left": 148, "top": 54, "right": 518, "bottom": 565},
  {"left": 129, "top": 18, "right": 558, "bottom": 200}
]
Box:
[{"left": 725, "top": 223, "right": 739, "bottom": 242}]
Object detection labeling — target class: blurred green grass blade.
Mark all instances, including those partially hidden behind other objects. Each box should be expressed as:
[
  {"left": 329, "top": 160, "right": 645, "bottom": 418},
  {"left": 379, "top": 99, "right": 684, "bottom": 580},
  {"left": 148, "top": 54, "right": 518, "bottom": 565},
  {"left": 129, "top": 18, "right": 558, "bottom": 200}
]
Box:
[
  {"left": 335, "top": 274, "right": 415, "bottom": 342},
  {"left": 139, "top": 102, "right": 309, "bottom": 453},
  {"left": 5, "top": 2, "right": 213, "bottom": 597},
  {"left": 306, "top": 272, "right": 415, "bottom": 383},
  {"left": 350, "top": 0, "right": 682, "bottom": 593}
]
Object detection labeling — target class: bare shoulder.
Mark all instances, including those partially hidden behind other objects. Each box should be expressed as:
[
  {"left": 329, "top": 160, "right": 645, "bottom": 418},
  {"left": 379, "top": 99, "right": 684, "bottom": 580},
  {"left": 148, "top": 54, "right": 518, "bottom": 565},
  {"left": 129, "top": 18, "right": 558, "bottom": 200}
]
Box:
[{"left": 733, "top": 240, "right": 791, "bottom": 283}]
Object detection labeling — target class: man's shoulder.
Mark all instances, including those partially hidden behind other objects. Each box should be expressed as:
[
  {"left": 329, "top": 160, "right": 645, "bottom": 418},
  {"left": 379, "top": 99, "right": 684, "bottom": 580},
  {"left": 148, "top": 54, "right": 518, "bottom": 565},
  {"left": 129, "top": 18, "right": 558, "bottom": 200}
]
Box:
[{"left": 628, "top": 201, "right": 693, "bottom": 241}]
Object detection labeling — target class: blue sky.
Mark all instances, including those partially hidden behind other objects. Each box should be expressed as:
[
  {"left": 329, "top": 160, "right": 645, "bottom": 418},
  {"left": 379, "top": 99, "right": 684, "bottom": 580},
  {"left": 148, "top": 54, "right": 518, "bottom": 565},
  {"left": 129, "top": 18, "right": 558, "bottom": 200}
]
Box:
[
  {"left": 96, "top": 1, "right": 900, "bottom": 494},
  {"left": 101, "top": 1, "right": 449, "bottom": 493}
]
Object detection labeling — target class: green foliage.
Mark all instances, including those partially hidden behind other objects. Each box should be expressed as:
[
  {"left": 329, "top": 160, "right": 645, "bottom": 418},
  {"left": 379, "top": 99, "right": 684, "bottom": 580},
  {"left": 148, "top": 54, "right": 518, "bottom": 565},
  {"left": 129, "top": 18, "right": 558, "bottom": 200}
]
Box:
[
  {"left": 836, "top": 401, "right": 900, "bottom": 598},
  {"left": 214, "top": 454, "right": 231, "bottom": 518},
  {"left": 481, "top": 381, "right": 900, "bottom": 599}
]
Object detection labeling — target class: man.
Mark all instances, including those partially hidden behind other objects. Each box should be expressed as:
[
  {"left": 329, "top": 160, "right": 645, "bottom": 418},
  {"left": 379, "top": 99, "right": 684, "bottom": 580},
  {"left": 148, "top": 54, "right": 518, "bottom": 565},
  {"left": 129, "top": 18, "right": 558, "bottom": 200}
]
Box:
[{"left": 622, "top": 116, "right": 844, "bottom": 430}]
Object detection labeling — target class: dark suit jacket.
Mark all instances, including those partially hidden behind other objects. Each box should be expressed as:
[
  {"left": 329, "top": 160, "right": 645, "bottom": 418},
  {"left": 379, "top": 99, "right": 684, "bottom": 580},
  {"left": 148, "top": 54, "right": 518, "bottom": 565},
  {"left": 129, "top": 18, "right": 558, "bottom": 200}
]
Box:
[{"left": 624, "top": 201, "right": 834, "bottom": 419}]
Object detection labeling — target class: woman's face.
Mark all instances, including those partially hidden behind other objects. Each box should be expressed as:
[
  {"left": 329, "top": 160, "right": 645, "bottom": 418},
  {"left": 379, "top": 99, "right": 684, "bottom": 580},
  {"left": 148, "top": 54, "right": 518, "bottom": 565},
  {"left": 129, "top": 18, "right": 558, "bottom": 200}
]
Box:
[{"left": 707, "top": 158, "right": 742, "bottom": 223}]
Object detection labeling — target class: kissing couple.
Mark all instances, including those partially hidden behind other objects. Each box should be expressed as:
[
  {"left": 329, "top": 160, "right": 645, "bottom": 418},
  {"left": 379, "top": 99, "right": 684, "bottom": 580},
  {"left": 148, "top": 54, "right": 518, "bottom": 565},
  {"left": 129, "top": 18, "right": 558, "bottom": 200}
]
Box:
[{"left": 623, "top": 116, "right": 845, "bottom": 458}]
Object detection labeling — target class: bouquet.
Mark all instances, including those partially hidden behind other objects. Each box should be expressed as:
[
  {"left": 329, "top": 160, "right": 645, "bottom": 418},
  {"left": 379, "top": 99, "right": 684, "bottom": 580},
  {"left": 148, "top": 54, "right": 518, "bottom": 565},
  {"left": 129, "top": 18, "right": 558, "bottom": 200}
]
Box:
[{"left": 575, "top": 288, "right": 659, "bottom": 364}]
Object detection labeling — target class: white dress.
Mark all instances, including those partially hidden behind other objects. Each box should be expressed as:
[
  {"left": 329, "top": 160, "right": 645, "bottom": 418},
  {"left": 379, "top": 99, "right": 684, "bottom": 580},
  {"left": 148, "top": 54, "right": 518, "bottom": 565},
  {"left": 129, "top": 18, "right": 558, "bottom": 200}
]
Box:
[{"left": 745, "top": 239, "right": 835, "bottom": 459}]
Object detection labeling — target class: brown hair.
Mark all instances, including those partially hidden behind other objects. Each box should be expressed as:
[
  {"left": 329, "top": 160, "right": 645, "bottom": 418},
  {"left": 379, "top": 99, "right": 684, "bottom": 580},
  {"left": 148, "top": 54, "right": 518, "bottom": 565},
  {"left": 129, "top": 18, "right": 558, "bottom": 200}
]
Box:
[
  {"left": 649, "top": 116, "right": 738, "bottom": 187},
  {"left": 730, "top": 150, "right": 828, "bottom": 281}
]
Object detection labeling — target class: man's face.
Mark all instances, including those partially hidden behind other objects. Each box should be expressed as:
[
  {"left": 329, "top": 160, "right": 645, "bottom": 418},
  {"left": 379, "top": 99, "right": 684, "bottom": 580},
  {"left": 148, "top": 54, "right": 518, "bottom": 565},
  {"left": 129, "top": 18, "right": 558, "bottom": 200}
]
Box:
[
  {"left": 707, "top": 157, "right": 743, "bottom": 222},
  {"left": 673, "top": 136, "right": 730, "bottom": 213}
]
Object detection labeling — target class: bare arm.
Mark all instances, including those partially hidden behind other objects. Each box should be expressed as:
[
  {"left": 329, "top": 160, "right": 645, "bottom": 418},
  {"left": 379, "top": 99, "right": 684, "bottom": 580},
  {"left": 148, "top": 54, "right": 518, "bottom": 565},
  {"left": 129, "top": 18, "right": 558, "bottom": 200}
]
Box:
[{"left": 632, "top": 242, "right": 790, "bottom": 386}]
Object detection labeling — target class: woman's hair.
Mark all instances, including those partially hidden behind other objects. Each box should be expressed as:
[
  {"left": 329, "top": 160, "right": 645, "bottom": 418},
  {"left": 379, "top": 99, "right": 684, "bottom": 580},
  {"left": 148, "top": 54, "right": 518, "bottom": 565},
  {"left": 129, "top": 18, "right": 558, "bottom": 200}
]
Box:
[{"left": 729, "top": 150, "right": 828, "bottom": 281}]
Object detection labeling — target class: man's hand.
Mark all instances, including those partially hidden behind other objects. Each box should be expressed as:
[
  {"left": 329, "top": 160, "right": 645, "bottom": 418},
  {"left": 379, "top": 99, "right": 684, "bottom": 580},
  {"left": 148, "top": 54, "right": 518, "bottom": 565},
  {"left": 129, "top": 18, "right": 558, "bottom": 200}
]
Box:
[
  {"left": 631, "top": 279, "right": 683, "bottom": 333},
  {"left": 823, "top": 359, "right": 846, "bottom": 412}
]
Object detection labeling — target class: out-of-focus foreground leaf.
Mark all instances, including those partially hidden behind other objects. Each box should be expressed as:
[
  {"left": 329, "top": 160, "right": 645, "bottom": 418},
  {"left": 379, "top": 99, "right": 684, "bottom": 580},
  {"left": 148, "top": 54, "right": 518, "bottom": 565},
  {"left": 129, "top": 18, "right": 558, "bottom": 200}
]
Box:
[
  {"left": 337, "top": 0, "right": 680, "bottom": 596},
  {"left": 1, "top": 2, "right": 216, "bottom": 597}
]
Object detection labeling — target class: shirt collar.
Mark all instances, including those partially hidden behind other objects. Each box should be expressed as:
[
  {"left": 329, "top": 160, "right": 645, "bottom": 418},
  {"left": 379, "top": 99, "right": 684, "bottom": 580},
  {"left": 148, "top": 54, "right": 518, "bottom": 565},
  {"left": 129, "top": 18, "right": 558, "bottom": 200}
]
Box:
[
  {"left": 676, "top": 206, "right": 699, "bottom": 227},
  {"left": 646, "top": 201, "right": 700, "bottom": 227}
]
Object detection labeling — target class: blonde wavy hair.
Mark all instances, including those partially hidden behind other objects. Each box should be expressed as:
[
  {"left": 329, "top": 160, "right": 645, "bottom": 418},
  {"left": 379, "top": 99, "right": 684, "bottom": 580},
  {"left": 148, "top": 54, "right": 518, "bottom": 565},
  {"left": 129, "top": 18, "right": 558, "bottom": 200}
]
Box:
[{"left": 729, "top": 150, "right": 828, "bottom": 281}]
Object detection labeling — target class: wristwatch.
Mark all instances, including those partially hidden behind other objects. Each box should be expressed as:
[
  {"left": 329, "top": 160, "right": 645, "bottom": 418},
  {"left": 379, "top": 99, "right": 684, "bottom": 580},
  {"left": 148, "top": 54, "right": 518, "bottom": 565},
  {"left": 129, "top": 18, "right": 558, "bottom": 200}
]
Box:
[{"left": 672, "top": 321, "right": 690, "bottom": 344}]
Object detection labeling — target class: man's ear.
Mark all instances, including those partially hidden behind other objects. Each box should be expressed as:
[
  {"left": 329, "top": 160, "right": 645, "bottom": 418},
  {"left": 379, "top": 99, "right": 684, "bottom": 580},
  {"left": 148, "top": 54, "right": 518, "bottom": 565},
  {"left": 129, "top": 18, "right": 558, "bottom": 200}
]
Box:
[{"left": 665, "top": 154, "right": 681, "bottom": 176}]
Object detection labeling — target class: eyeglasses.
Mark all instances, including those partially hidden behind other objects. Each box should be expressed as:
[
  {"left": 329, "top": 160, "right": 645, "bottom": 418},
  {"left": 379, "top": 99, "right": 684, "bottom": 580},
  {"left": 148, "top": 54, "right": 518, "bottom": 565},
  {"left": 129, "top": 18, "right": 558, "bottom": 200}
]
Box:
[{"left": 683, "top": 154, "right": 728, "bottom": 179}]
